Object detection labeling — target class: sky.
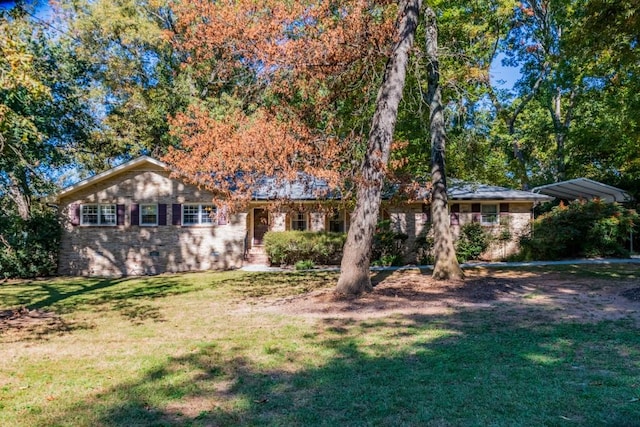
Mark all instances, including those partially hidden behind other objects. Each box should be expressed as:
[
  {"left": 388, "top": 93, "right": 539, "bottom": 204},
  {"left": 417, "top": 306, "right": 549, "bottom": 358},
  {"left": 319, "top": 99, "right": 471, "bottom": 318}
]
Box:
[{"left": 490, "top": 53, "right": 521, "bottom": 90}]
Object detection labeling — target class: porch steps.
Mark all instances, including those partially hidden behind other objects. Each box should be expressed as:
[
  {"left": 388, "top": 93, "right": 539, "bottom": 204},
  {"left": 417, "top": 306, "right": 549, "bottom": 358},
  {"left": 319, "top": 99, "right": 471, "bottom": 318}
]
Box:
[{"left": 246, "top": 246, "right": 270, "bottom": 266}]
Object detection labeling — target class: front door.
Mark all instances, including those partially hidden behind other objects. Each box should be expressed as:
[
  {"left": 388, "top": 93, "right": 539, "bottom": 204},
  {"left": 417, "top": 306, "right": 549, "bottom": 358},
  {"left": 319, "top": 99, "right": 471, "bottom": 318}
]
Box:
[{"left": 253, "top": 208, "right": 269, "bottom": 245}]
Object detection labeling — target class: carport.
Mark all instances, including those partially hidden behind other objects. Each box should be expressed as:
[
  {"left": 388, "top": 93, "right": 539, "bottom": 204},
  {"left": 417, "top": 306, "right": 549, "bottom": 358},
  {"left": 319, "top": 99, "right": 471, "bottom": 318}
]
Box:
[
  {"left": 532, "top": 178, "right": 635, "bottom": 253},
  {"left": 531, "top": 178, "right": 632, "bottom": 203}
]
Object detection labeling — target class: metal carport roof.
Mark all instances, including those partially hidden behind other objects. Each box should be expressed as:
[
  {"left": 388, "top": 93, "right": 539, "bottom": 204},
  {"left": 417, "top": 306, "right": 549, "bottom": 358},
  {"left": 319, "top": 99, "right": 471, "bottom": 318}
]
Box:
[{"left": 531, "top": 178, "right": 632, "bottom": 203}]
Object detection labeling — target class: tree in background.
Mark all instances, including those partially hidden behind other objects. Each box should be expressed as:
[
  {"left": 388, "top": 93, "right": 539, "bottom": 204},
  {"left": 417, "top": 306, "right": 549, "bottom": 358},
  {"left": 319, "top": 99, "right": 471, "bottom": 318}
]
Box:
[
  {"left": 59, "top": 0, "right": 190, "bottom": 172},
  {"left": 1, "top": 5, "right": 95, "bottom": 277},
  {"left": 1, "top": 6, "right": 95, "bottom": 220}
]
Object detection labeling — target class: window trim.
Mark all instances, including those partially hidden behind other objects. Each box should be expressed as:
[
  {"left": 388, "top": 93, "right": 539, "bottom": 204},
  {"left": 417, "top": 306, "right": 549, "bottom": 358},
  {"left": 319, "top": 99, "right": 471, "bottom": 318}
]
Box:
[
  {"left": 290, "top": 212, "right": 308, "bottom": 231},
  {"left": 80, "top": 203, "right": 117, "bottom": 226},
  {"left": 181, "top": 203, "right": 217, "bottom": 226},
  {"left": 480, "top": 204, "right": 499, "bottom": 225},
  {"left": 139, "top": 204, "right": 159, "bottom": 227}
]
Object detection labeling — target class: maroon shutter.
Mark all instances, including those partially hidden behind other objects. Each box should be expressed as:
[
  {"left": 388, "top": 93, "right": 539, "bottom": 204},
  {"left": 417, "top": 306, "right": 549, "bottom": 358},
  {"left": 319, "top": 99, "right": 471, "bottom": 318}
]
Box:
[
  {"left": 70, "top": 203, "right": 80, "bottom": 226},
  {"left": 130, "top": 204, "right": 139, "bottom": 226},
  {"left": 158, "top": 204, "right": 167, "bottom": 226},
  {"left": 451, "top": 204, "right": 460, "bottom": 213},
  {"left": 217, "top": 206, "right": 227, "bottom": 225},
  {"left": 500, "top": 203, "right": 509, "bottom": 214},
  {"left": 172, "top": 204, "right": 181, "bottom": 225},
  {"left": 117, "top": 204, "right": 125, "bottom": 225}
]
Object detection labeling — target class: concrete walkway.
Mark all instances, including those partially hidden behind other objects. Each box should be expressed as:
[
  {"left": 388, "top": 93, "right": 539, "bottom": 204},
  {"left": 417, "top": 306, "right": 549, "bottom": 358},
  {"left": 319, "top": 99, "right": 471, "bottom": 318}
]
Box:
[{"left": 240, "top": 257, "right": 640, "bottom": 273}]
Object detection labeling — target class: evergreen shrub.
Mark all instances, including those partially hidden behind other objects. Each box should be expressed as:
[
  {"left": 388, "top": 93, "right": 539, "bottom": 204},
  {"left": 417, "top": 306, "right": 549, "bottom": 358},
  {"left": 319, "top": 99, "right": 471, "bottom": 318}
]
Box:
[
  {"left": 456, "top": 222, "right": 491, "bottom": 262},
  {"left": 264, "top": 231, "right": 346, "bottom": 265},
  {"left": 415, "top": 223, "right": 435, "bottom": 265},
  {"left": 519, "top": 199, "right": 638, "bottom": 260},
  {"left": 371, "top": 219, "right": 408, "bottom": 266}
]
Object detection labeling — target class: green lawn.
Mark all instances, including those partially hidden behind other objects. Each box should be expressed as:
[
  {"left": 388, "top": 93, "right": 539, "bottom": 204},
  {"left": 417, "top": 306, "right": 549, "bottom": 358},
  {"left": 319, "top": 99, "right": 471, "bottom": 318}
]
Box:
[{"left": 1, "top": 267, "right": 639, "bottom": 426}]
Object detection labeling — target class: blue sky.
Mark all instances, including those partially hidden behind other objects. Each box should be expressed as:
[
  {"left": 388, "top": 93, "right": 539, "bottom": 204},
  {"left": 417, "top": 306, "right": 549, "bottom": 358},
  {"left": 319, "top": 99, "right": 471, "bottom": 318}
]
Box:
[{"left": 490, "top": 53, "right": 521, "bottom": 90}]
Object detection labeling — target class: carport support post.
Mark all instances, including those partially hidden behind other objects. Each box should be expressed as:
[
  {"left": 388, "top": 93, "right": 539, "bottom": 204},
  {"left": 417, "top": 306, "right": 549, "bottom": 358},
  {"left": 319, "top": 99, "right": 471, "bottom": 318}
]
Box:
[{"left": 631, "top": 229, "right": 634, "bottom": 254}]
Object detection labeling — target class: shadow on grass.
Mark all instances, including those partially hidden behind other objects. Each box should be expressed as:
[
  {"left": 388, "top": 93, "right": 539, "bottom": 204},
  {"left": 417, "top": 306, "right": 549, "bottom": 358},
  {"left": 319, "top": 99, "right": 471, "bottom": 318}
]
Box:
[
  {"left": 0, "top": 270, "right": 340, "bottom": 337},
  {"left": 45, "top": 310, "right": 640, "bottom": 426},
  {"left": 0, "top": 275, "right": 200, "bottom": 334},
  {"left": 212, "top": 271, "right": 340, "bottom": 298}
]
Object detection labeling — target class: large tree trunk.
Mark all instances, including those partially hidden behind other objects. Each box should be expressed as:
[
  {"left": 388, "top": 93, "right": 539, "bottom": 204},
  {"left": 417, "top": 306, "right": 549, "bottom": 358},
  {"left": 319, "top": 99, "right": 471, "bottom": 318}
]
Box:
[
  {"left": 424, "top": 7, "right": 463, "bottom": 281},
  {"left": 336, "top": 0, "right": 422, "bottom": 295}
]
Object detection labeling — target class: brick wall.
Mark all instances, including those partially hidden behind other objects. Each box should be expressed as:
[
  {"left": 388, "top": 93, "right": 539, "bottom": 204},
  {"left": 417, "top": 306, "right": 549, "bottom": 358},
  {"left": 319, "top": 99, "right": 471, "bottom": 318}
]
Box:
[
  {"left": 388, "top": 202, "right": 534, "bottom": 262},
  {"left": 58, "top": 165, "right": 247, "bottom": 276}
]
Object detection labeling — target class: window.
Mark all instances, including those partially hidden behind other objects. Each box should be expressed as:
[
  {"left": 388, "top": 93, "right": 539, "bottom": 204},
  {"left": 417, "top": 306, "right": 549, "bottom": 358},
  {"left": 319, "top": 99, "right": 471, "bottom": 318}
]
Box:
[
  {"left": 182, "top": 204, "right": 216, "bottom": 226},
  {"left": 81, "top": 204, "right": 116, "bottom": 226},
  {"left": 291, "top": 212, "right": 308, "bottom": 231},
  {"left": 140, "top": 204, "right": 158, "bottom": 226},
  {"left": 481, "top": 204, "right": 499, "bottom": 225},
  {"left": 328, "top": 210, "right": 346, "bottom": 233}
]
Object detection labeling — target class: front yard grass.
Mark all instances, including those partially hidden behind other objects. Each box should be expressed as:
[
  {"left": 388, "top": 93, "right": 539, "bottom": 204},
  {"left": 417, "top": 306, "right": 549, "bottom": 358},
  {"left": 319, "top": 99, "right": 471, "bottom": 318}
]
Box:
[{"left": 1, "top": 266, "right": 639, "bottom": 426}]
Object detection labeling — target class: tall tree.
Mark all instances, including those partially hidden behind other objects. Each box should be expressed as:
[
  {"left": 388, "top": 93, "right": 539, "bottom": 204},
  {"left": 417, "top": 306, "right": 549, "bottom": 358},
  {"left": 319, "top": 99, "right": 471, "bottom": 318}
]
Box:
[
  {"left": 424, "top": 6, "right": 463, "bottom": 280},
  {"left": 0, "top": 6, "right": 95, "bottom": 219},
  {"left": 164, "top": 0, "right": 397, "bottom": 210},
  {"left": 59, "top": 0, "right": 189, "bottom": 171},
  {"left": 337, "top": 0, "right": 422, "bottom": 294}
]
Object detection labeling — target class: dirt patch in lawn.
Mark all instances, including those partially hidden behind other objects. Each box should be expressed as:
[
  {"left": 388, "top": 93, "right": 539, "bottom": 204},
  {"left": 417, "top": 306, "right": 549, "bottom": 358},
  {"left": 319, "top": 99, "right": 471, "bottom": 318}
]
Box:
[
  {"left": 0, "top": 307, "right": 74, "bottom": 341},
  {"left": 249, "top": 268, "right": 640, "bottom": 324}
]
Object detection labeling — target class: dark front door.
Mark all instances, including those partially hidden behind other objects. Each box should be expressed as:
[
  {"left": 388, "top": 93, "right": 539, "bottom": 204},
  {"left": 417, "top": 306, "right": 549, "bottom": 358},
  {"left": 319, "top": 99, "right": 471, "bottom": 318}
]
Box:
[{"left": 253, "top": 208, "right": 269, "bottom": 245}]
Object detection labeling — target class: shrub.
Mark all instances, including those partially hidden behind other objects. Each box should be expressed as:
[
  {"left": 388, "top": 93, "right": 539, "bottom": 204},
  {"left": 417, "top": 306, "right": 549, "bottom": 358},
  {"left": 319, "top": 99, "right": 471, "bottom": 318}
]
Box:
[
  {"left": 415, "top": 223, "right": 435, "bottom": 265},
  {"left": 456, "top": 222, "right": 491, "bottom": 262},
  {"left": 371, "top": 219, "right": 408, "bottom": 266},
  {"left": 294, "top": 259, "right": 315, "bottom": 270},
  {"left": 263, "top": 231, "right": 346, "bottom": 265},
  {"left": 0, "top": 207, "right": 61, "bottom": 278},
  {"left": 519, "top": 199, "right": 638, "bottom": 260}
]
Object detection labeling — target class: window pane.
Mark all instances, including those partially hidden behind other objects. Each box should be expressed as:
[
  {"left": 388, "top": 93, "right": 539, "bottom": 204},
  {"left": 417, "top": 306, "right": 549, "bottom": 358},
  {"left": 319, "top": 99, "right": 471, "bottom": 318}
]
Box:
[
  {"left": 141, "top": 204, "right": 158, "bottom": 225},
  {"left": 201, "top": 205, "right": 215, "bottom": 224},
  {"left": 82, "top": 205, "right": 98, "bottom": 225},
  {"left": 100, "top": 205, "right": 116, "bottom": 225},
  {"left": 292, "top": 212, "right": 307, "bottom": 231},
  {"left": 183, "top": 205, "right": 199, "bottom": 225},
  {"left": 481, "top": 205, "right": 498, "bottom": 224},
  {"left": 329, "top": 211, "right": 344, "bottom": 232}
]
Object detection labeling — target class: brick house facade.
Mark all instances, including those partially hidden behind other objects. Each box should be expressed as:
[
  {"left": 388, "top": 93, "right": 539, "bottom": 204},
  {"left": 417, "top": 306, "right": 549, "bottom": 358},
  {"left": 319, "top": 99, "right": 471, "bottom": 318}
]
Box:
[{"left": 56, "top": 156, "right": 551, "bottom": 276}]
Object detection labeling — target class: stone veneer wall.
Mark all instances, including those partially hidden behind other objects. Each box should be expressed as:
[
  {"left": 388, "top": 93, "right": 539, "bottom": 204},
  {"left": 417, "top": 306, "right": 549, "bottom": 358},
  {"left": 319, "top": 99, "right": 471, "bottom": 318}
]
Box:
[{"left": 58, "top": 165, "right": 247, "bottom": 276}]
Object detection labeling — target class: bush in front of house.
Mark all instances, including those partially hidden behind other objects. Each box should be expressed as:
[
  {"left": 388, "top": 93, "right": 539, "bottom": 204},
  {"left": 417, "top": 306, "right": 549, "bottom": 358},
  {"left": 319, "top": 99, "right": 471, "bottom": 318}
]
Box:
[
  {"left": 414, "top": 223, "right": 435, "bottom": 265},
  {"left": 0, "top": 208, "right": 61, "bottom": 278},
  {"left": 519, "top": 199, "right": 639, "bottom": 260},
  {"left": 456, "top": 222, "right": 491, "bottom": 262},
  {"left": 371, "top": 219, "right": 409, "bottom": 266},
  {"left": 263, "top": 231, "right": 346, "bottom": 265}
]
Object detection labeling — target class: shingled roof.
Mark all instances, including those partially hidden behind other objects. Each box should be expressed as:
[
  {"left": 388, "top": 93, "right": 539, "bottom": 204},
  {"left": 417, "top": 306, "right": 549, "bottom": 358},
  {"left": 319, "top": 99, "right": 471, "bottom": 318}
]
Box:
[{"left": 56, "top": 156, "right": 553, "bottom": 203}]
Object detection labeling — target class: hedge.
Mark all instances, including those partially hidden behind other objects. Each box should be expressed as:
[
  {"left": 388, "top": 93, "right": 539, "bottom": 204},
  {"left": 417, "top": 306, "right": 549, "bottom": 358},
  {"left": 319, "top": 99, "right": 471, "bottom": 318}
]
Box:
[{"left": 263, "top": 231, "right": 346, "bottom": 265}]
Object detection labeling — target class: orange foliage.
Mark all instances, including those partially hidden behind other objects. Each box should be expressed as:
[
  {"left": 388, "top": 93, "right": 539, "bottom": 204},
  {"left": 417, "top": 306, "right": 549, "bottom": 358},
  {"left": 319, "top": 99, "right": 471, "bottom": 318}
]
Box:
[{"left": 163, "top": 0, "right": 398, "bottom": 209}]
